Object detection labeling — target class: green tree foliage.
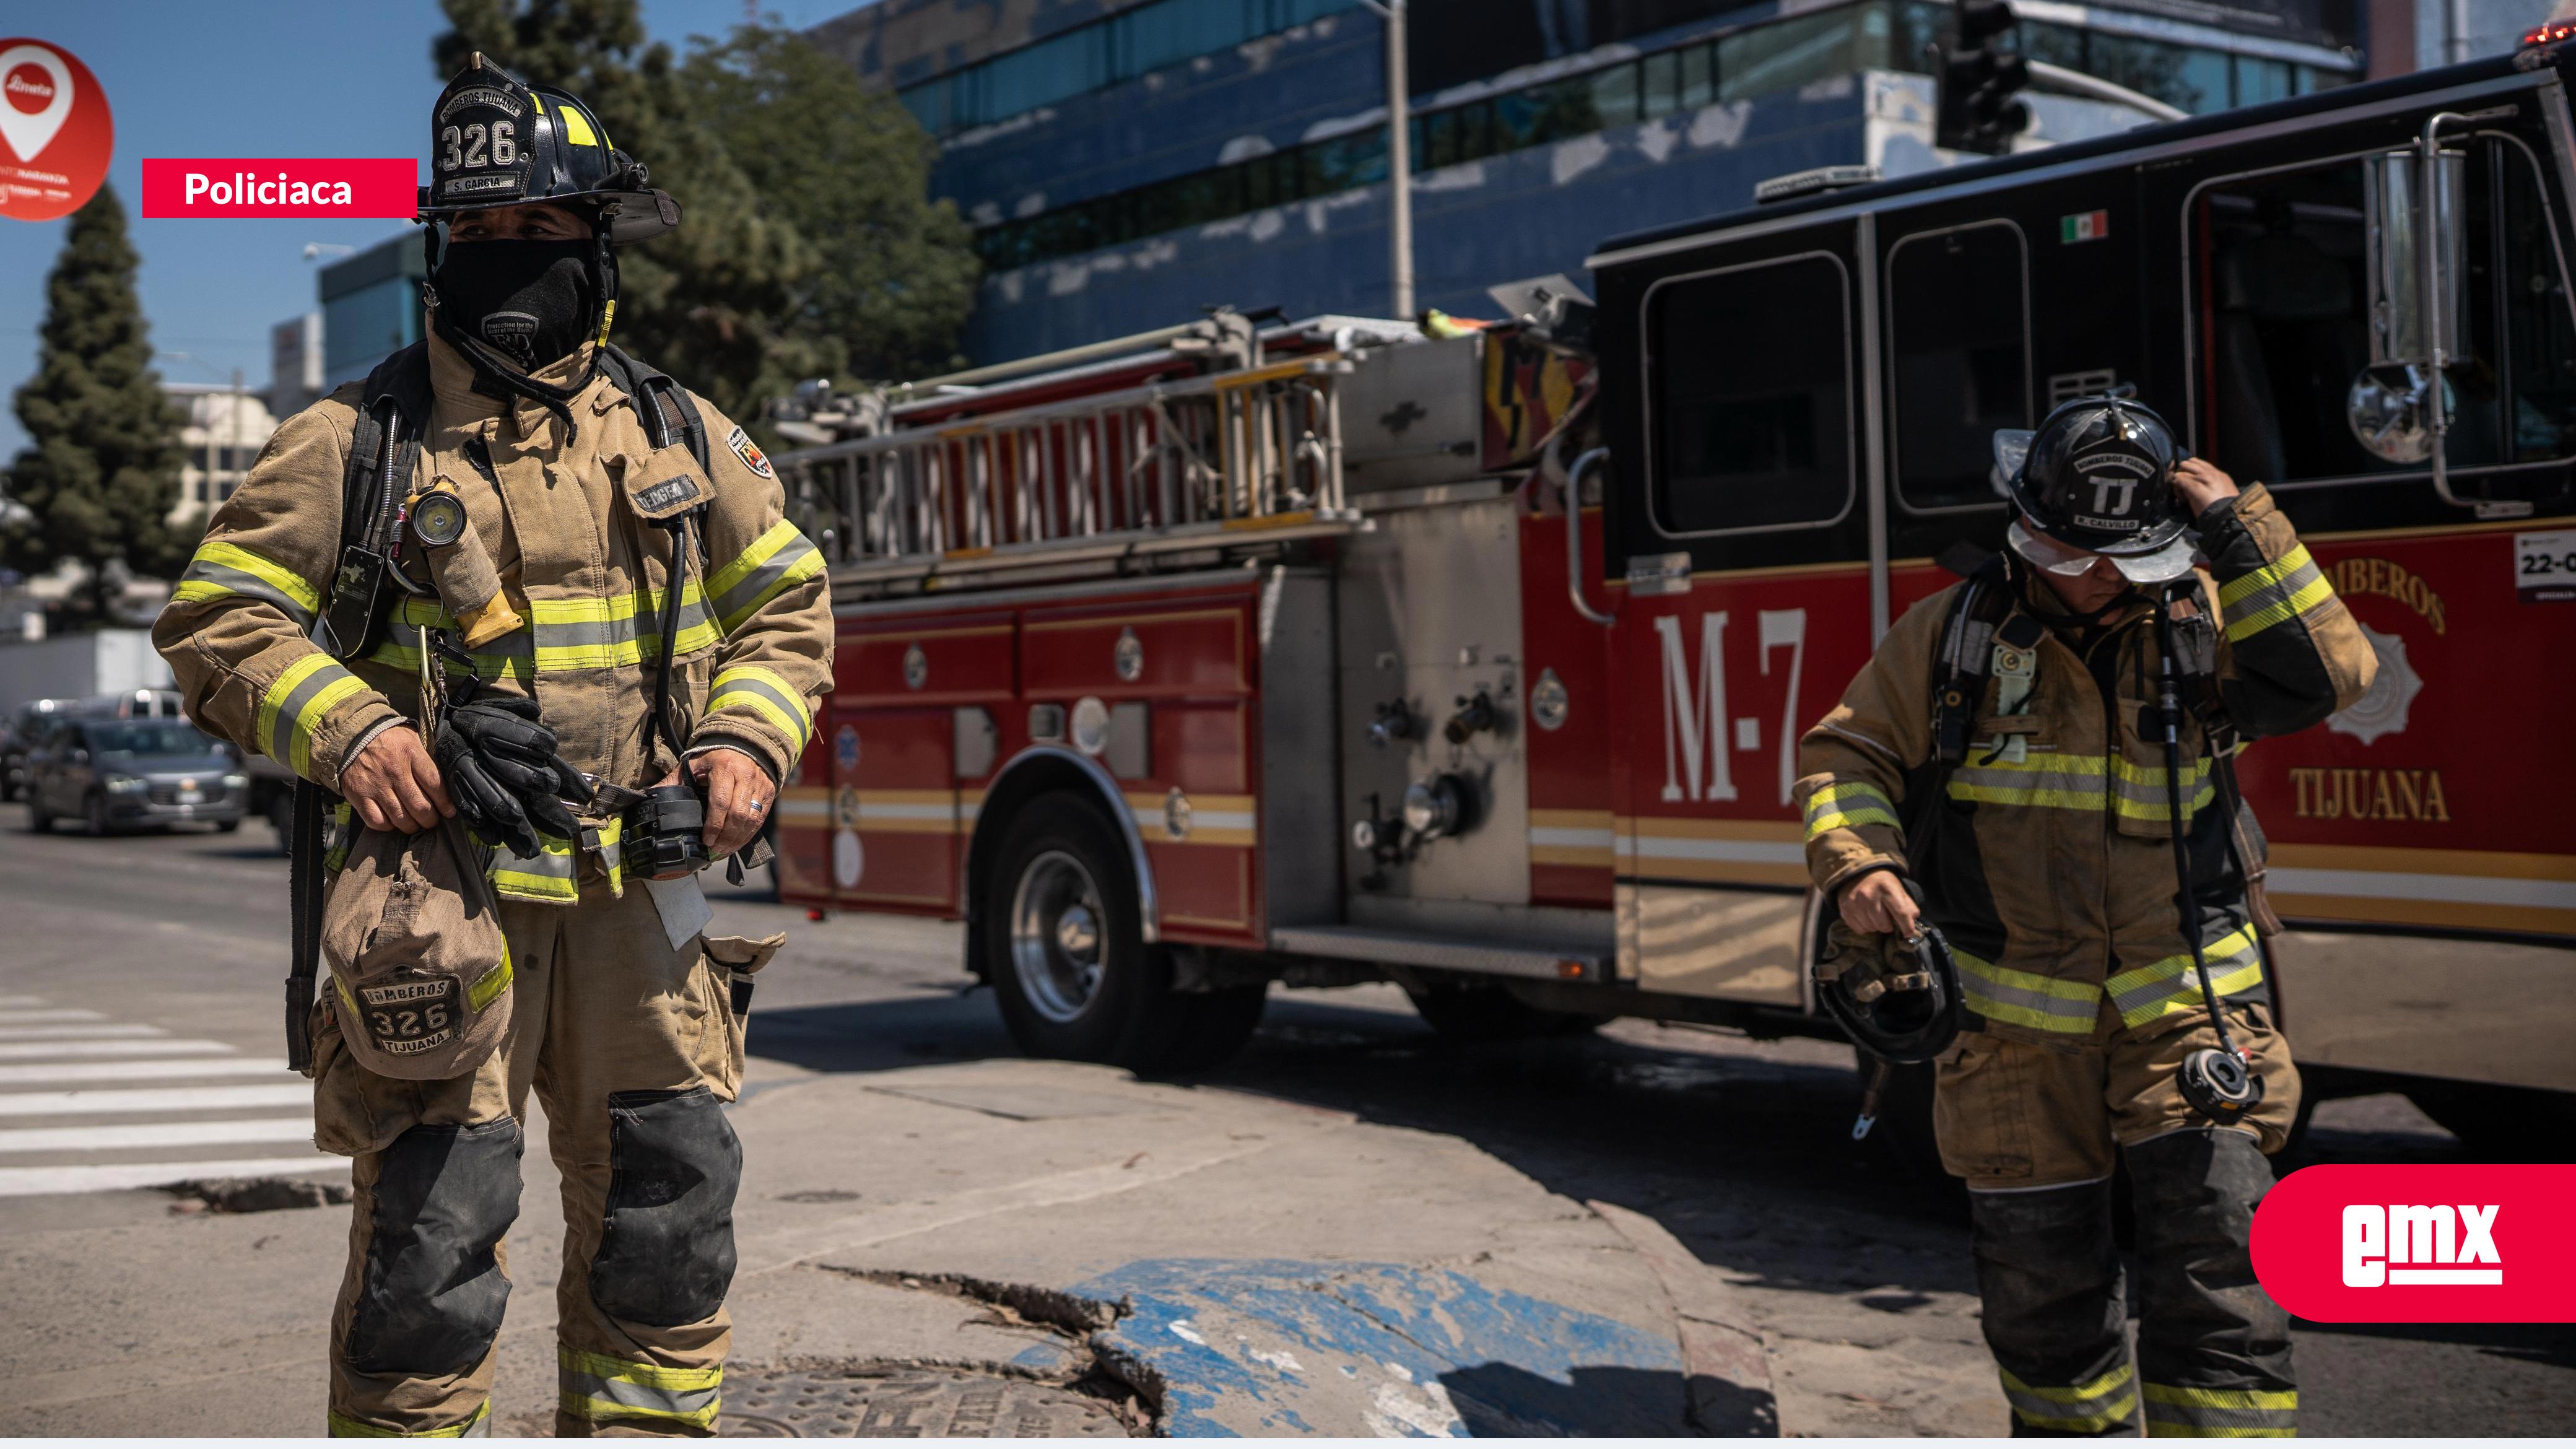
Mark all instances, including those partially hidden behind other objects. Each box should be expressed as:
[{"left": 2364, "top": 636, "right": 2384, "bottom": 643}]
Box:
[
  {"left": 432, "top": 1, "right": 978, "bottom": 436},
  {"left": 2, "top": 187, "right": 189, "bottom": 617}
]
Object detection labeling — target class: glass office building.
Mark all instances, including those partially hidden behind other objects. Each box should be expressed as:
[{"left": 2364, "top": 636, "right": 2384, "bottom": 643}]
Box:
[
  {"left": 818, "top": 0, "right": 2367, "bottom": 362},
  {"left": 318, "top": 233, "right": 427, "bottom": 390}
]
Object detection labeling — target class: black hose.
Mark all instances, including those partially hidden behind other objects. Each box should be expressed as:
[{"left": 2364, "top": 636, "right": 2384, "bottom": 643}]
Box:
[{"left": 2153, "top": 588, "right": 2242, "bottom": 1058}]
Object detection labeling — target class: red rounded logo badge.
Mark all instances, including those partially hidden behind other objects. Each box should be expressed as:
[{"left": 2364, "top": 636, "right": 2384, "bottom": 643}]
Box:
[
  {"left": 2250, "top": 1163, "right": 2576, "bottom": 1322},
  {"left": 0, "top": 37, "right": 113, "bottom": 222}
]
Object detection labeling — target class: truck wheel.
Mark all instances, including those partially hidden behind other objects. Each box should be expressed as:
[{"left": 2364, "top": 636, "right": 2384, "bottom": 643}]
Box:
[
  {"left": 1404, "top": 983, "right": 1599, "bottom": 1042},
  {"left": 84, "top": 793, "right": 111, "bottom": 837},
  {"left": 266, "top": 790, "right": 294, "bottom": 846},
  {"left": 26, "top": 796, "right": 52, "bottom": 833},
  {"left": 985, "top": 793, "right": 1208, "bottom": 1071}
]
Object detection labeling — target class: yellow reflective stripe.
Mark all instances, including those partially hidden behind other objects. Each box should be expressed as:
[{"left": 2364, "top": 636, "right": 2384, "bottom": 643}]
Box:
[
  {"left": 1804, "top": 780, "right": 1898, "bottom": 838},
  {"left": 1955, "top": 944, "right": 2102, "bottom": 1034},
  {"left": 1947, "top": 753, "right": 2214, "bottom": 820},
  {"left": 2219, "top": 544, "right": 2334, "bottom": 643},
  {"left": 466, "top": 947, "right": 512, "bottom": 1013},
  {"left": 2107, "top": 926, "right": 2264, "bottom": 1027},
  {"left": 489, "top": 833, "right": 578, "bottom": 903},
  {"left": 181, "top": 539, "right": 324, "bottom": 624},
  {"left": 559, "top": 1347, "right": 722, "bottom": 1428},
  {"left": 327, "top": 1403, "right": 489, "bottom": 1437},
  {"left": 2222, "top": 573, "right": 2335, "bottom": 643},
  {"left": 709, "top": 665, "right": 812, "bottom": 752},
  {"left": 2001, "top": 1364, "right": 2137, "bottom": 1431},
  {"left": 560, "top": 1348, "right": 723, "bottom": 1391},
  {"left": 709, "top": 521, "right": 825, "bottom": 632},
  {"left": 2146, "top": 1386, "right": 2299, "bottom": 1411},
  {"left": 258, "top": 654, "right": 371, "bottom": 777},
  {"left": 2217, "top": 544, "right": 2313, "bottom": 609}
]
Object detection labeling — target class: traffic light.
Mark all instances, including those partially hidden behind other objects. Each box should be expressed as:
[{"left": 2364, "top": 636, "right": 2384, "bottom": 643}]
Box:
[{"left": 1936, "top": 0, "right": 2032, "bottom": 155}]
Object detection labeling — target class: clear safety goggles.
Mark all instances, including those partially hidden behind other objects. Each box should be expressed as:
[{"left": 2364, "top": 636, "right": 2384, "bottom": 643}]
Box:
[{"left": 2006, "top": 516, "right": 2200, "bottom": 584}]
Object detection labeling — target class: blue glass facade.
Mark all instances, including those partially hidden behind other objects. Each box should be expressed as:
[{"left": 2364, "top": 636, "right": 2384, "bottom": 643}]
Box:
[{"left": 318, "top": 233, "right": 427, "bottom": 388}]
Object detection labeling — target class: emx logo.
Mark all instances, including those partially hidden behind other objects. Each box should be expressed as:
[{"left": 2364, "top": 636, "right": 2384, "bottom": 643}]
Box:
[
  {"left": 2253, "top": 1165, "right": 2573, "bottom": 1321},
  {"left": 2343, "top": 1203, "right": 2501, "bottom": 1286}
]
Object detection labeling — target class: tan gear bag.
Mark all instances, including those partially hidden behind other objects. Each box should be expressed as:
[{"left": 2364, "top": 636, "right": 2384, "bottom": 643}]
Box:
[{"left": 323, "top": 816, "right": 514, "bottom": 1079}]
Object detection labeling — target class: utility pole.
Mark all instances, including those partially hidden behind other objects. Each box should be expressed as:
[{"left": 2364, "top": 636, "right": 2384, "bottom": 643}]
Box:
[{"left": 1360, "top": 0, "right": 1415, "bottom": 320}]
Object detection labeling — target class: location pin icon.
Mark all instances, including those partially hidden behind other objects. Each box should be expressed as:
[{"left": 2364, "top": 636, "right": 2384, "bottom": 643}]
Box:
[{"left": 0, "top": 45, "right": 75, "bottom": 163}]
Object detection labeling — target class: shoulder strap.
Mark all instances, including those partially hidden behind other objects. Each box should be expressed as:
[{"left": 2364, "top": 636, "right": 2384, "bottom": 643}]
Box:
[
  {"left": 1929, "top": 552, "right": 2019, "bottom": 770},
  {"left": 601, "top": 343, "right": 711, "bottom": 474}
]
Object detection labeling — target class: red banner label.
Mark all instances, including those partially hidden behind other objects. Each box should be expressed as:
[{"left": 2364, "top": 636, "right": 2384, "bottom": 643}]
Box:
[
  {"left": 139, "top": 158, "right": 416, "bottom": 219},
  {"left": 2251, "top": 1163, "right": 2576, "bottom": 1322},
  {"left": 0, "top": 37, "right": 113, "bottom": 223}
]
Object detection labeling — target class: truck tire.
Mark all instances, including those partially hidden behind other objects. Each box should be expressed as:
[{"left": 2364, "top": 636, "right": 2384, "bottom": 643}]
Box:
[
  {"left": 1404, "top": 983, "right": 1599, "bottom": 1042},
  {"left": 983, "top": 793, "right": 1254, "bottom": 1073},
  {"left": 26, "top": 796, "right": 52, "bottom": 833}
]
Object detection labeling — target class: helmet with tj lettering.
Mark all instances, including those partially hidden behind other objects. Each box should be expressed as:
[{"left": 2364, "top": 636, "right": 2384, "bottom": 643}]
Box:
[{"left": 1992, "top": 396, "right": 2197, "bottom": 584}]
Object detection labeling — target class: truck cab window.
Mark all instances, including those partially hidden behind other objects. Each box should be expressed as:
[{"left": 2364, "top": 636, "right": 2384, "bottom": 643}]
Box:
[
  {"left": 1647, "top": 253, "right": 1853, "bottom": 534},
  {"left": 2196, "top": 138, "right": 2576, "bottom": 497},
  {"left": 1889, "top": 222, "right": 2030, "bottom": 511}
]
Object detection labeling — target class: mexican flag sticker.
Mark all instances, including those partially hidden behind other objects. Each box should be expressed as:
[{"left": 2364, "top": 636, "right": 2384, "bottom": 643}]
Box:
[{"left": 2061, "top": 209, "right": 2110, "bottom": 243}]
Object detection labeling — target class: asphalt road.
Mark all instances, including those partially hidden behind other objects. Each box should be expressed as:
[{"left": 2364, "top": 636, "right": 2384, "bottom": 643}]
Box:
[{"left": 0, "top": 816, "right": 2567, "bottom": 1435}]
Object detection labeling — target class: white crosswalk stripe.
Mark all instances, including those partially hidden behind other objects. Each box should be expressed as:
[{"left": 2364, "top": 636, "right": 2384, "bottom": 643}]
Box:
[{"left": 0, "top": 995, "right": 329, "bottom": 1196}]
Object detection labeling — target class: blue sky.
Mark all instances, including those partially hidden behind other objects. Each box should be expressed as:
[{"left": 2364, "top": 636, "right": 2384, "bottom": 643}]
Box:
[{"left": 0, "top": 0, "right": 859, "bottom": 460}]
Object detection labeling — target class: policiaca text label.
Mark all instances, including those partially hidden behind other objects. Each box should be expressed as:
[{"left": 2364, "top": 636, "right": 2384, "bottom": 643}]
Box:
[
  {"left": 2250, "top": 1164, "right": 2574, "bottom": 1321},
  {"left": 139, "top": 158, "right": 416, "bottom": 219}
]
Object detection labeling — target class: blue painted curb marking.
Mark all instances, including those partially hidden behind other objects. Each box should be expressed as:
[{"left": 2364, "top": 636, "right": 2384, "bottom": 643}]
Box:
[{"left": 1071, "top": 1258, "right": 1684, "bottom": 1437}]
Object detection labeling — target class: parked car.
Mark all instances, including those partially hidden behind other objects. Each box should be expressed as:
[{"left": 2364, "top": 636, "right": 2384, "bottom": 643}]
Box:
[
  {"left": 0, "top": 698, "right": 77, "bottom": 802},
  {"left": 75, "top": 688, "right": 187, "bottom": 720},
  {"left": 24, "top": 716, "right": 247, "bottom": 835}
]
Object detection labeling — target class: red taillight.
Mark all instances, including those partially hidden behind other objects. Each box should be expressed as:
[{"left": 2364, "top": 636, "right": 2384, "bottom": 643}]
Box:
[{"left": 2521, "top": 19, "right": 2576, "bottom": 47}]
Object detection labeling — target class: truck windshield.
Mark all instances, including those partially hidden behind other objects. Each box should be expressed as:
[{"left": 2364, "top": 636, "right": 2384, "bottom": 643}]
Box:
[{"left": 86, "top": 721, "right": 215, "bottom": 757}]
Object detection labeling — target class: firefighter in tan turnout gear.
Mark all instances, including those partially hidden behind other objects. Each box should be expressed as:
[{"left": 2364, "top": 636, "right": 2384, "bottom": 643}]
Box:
[
  {"left": 1795, "top": 398, "right": 2374, "bottom": 1437},
  {"left": 154, "top": 57, "right": 830, "bottom": 1436}
]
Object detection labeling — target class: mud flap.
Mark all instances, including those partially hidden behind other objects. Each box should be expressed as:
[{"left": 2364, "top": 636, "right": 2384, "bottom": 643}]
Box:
[
  {"left": 590, "top": 1086, "right": 741, "bottom": 1327},
  {"left": 344, "top": 1119, "right": 524, "bottom": 1375}
]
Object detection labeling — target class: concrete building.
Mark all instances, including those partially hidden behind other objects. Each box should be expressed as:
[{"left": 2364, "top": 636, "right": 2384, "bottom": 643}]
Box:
[
  {"left": 167, "top": 383, "right": 278, "bottom": 524},
  {"left": 809, "top": 0, "right": 2369, "bottom": 364},
  {"left": 269, "top": 311, "right": 324, "bottom": 419},
  {"left": 318, "top": 232, "right": 426, "bottom": 391}
]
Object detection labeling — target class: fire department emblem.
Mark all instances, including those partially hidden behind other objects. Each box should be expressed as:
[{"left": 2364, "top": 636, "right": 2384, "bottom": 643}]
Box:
[
  {"left": 1115, "top": 627, "right": 1144, "bottom": 682},
  {"left": 2328, "top": 623, "right": 2421, "bottom": 746},
  {"left": 726, "top": 425, "right": 774, "bottom": 479}
]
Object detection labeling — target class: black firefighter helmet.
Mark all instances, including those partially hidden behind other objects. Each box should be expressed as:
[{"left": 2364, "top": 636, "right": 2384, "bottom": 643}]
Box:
[
  {"left": 417, "top": 53, "right": 678, "bottom": 243},
  {"left": 1991, "top": 396, "right": 2198, "bottom": 584}
]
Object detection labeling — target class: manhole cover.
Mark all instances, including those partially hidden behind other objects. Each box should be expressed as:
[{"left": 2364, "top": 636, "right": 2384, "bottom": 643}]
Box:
[{"left": 720, "top": 1366, "right": 1130, "bottom": 1437}]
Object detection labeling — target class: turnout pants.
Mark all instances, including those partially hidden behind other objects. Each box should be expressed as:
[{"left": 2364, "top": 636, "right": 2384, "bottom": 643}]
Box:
[
  {"left": 309, "top": 879, "right": 777, "bottom": 1437},
  {"left": 1933, "top": 1001, "right": 2301, "bottom": 1437}
]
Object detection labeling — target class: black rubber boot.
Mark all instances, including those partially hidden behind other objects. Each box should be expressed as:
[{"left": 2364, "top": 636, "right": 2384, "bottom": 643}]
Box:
[
  {"left": 1970, "top": 1179, "right": 2139, "bottom": 1435},
  {"left": 2125, "top": 1129, "right": 2297, "bottom": 1436}
]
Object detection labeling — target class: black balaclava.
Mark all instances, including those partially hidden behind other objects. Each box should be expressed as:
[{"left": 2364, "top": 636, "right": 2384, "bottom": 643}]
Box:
[{"left": 433, "top": 239, "right": 595, "bottom": 373}]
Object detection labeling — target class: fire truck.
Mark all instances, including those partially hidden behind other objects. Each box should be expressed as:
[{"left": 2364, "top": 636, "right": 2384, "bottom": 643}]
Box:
[{"left": 768, "top": 33, "right": 2576, "bottom": 1152}]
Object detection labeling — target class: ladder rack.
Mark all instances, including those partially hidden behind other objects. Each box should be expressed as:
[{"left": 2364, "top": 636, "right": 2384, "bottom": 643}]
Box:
[{"left": 779, "top": 354, "right": 1364, "bottom": 592}]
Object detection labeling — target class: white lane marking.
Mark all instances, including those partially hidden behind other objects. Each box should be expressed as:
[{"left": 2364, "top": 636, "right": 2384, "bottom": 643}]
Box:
[
  {"left": 0, "top": 1155, "right": 347, "bottom": 1199},
  {"left": 0, "top": 1040, "right": 239, "bottom": 1061},
  {"left": 0, "top": 1025, "right": 168, "bottom": 1041},
  {"left": 0, "top": 1009, "right": 102, "bottom": 1024},
  {"left": 0, "top": 1058, "right": 289, "bottom": 1086},
  {"left": 0, "top": 1084, "right": 313, "bottom": 1116},
  {"left": 0, "top": 1118, "right": 314, "bottom": 1153}
]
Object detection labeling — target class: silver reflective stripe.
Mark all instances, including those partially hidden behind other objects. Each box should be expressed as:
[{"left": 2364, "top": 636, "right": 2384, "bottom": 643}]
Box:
[
  {"left": 559, "top": 1348, "right": 721, "bottom": 1429},
  {"left": 2218, "top": 544, "right": 2333, "bottom": 644},
  {"left": 2001, "top": 1362, "right": 2137, "bottom": 1433},
  {"left": 175, "top": 542, "right": 320, "bottom": 629},
  {"left": 2142, "top": 1382, "right": 2296, "bottom": 1436},
  {"left": 489, "top": 835, "right": 578, "bottom": 904},
  {"left": 2106, "top": 927, "right": 2265, "bottom": 1028},
  {"left": 708, "top": 668, "right": 811, "bottom": 753},
  {"left": 1952, "top": 946, "right": 2102, "bottom": 1035},
  {"left": 708, "top": 523, "right": 824, "bottom": 632}
]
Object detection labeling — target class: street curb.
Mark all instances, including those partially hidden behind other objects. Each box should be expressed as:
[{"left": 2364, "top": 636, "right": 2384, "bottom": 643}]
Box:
[{"left": 1587, "top": 1198, "right": 1785, "bottom": 1436}]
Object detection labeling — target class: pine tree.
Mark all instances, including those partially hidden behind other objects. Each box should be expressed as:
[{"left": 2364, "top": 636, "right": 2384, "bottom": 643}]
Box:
[
  {"left": 1, "top": 186, "right": 189, "bottom": 620},
  {"left": 430, "top": 0, "right": 977, "bottom": 438}
]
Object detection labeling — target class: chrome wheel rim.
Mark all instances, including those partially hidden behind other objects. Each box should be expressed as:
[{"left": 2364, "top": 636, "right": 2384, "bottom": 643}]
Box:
[{"left": 1010, "top": 850, "right": 1107, "bottom": 1024}]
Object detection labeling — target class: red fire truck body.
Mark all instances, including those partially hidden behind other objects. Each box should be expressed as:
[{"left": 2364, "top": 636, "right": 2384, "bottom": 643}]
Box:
[{"left": 773, "top": 43, "right": 2576, "bottom": 1138}]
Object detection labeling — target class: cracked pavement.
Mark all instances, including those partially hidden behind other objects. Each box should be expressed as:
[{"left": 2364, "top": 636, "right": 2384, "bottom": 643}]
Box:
[{"left": 2, "top": 826, "right": 2570, "bottom": 1435}]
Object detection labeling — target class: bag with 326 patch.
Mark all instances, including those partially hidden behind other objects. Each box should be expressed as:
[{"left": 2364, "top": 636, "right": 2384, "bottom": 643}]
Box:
[{"left": 322, "top": 817, "right": 515, "bottom": 1080}]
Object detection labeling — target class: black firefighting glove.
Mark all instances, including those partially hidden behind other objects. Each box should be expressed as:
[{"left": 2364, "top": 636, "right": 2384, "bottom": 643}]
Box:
[{"left": 433, "top": 694, "right": 588, "bottom": 860}]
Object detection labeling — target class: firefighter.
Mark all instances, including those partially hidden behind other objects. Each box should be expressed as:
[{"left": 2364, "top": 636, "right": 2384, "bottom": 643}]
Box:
[
  {"left": 1794, "top": 398, "right": 2374, "bottom": 1437},
  {"left": 154, "top": 56, "right": 830, "bottom": 1437}
]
